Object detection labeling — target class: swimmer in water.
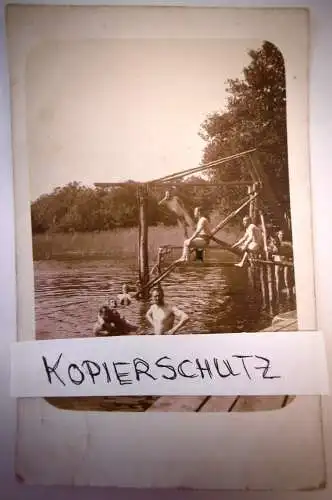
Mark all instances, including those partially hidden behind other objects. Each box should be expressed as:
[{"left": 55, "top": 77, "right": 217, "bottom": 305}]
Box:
[
  {"left": 145, "top": 286, "right": 189, "bottom": 335},
  {"left": 93, "top": 305, "right": 118, "bottom": 336},
  {"left": 93, "top": 300, "right": 138, "bottom": 336},
  {"left": 117, "top": 284, "right": 132, "bottom": 306}
]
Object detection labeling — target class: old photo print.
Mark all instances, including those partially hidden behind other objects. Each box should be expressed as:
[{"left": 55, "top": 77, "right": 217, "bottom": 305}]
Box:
[
  {"left": 6, "top": 5, "right": 323, "bottom": 489},
  {"left": 12, "top": 10, "right": 295, "bottom": 413}
]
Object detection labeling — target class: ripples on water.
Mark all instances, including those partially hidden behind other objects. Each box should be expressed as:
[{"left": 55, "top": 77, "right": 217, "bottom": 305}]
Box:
[
  {"left": 34, "top": 256, "right": 285, "bottom": 412},
  {"left": 34, "top": 257, "right": 267, "bottom": 340}
]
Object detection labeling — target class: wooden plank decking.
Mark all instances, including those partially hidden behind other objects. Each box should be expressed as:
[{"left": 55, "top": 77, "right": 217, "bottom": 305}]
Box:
[
  {"left": 147, "top": 311, "right": 297, "bottom": 413},
  {"left": 147, "top": 395, "right": 295, "bottom": 413},
  {"left": 46, "top": 312, "right": 297, "bottom": 414}
]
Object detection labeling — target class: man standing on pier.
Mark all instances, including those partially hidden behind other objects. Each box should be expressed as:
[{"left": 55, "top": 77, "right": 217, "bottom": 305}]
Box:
[
  {"left": 232, "top": 215, "right": 263, "bottom": 267},
  {"left": 145, "top": 286, "right": 189, "bottom": 335}
]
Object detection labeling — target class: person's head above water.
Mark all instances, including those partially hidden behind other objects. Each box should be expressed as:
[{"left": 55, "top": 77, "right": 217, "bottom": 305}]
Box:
[
  {"left": 109, "top": 298, "right": 118, "bottom": 310},
  {"left": 99, "top": 305, "right": 110, "bottom": 320},
  {"left": 122, "top": 284, "right": 129, "bottom": 293},
  {"left": 151, "top": 286, "right": 164, "bottom": 306}
]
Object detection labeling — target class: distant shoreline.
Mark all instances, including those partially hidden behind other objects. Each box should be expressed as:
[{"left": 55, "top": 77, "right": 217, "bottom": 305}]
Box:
[{"left": 32, "top": 225, "right": 237, "bottom": 261}]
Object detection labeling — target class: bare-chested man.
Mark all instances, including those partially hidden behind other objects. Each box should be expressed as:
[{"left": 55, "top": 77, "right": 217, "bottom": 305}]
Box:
[
  {"left": 158, "top": 190, "right": 195, "bottom": 238},
  {"left": 176, "top": 206, "right": 211, "bottom": 262},
  {"left": 145, "top": 286, "right": 189, "bottom": 335},
  {"left": 232, "top": 215, "right": 263, "bottom": 267}
]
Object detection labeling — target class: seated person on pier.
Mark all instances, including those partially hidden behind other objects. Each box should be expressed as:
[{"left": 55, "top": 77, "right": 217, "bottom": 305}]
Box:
[
  {"left": 232, "top": 215, "right": 263, "bottom": 267},
  {"left": 271, "top": 229, "right": 294, "bottom": 298},
  {"left": 176, "top": 206, "right": 211, "bottom": 263},
  {"left": 267, "top": 234, "right": 279, "bottom": 256},
  {"left": 268, "top": 229, "right": 293, "bottom": 262},
  {"left": 145, "top": 286, "right": 189, "bottom": 335},
  {"left": 275, "top": 229, "right": 293, "bottom": 261}
]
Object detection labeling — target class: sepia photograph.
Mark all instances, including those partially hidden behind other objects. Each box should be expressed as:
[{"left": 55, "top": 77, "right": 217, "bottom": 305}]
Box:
[
  {"left": 7, "top": 5, "right": 325, "bottom": 490},
  {"left": 22, "top": 33, "right": 296, "bottom": 413}
]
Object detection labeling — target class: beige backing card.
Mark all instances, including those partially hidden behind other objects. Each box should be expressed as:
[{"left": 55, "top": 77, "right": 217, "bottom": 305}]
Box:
[{"left": 6, "top": 5, "right": 325, "bottom": 489}]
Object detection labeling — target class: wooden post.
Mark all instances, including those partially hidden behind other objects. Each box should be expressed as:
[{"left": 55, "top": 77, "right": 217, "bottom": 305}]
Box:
[
  {"left": 274, "top": 259, "right": 281, "bottom": 305},
  {"left": 257, "top": 206, "right": 268, "bottom": 310},
  {"left": 260, "top": 211, "right": 276, "bottom": 315},
  {"left": 267, "top": 263, "right": 277, "bottom": 316},
  {"left": 138, "top": 184, "right": 149, "bottom": 296},
  {"left": 248, "top": 185, "right": 253, "bottom": 219},
  {"left": 252, "top": 182, "right": 259, "bottom": 224},
  {"left": 247, "top": 265, "right": 255, "bottom": 290},
  {"left": 259, "top": 263, "right": 268, "bottom": 310}
]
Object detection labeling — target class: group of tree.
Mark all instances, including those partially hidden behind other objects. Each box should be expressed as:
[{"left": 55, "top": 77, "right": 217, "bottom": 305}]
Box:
[
  {"left": 31, "top": 177, "right": 215, "bottom": 234},
  {"left": 199, "top": 40, "right": 289, "bottom": 225},
  {"left": 31, "top": 40, "right": 289, "bottom": 234},
  {"left": 31, "top": 181, "right": 171, "bottom": 233}
]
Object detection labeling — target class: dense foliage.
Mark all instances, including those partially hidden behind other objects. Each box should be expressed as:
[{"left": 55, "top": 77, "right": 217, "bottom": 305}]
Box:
[
  {"left": 199, "top": 41, "right": 289, "bottom": 222},
  {"left": 31, "top": 181, "right": 176, "bottom": 233}
]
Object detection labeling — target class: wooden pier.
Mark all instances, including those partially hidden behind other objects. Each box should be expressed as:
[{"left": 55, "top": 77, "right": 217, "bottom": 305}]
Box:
[
  {"left": 147, "top": 310, "right": 297, "bottom": 413},
  {"left": 46, "top": 311, "right": 297, "bottom": 414},
  {"left": 147, "top": 239, "right": 295, "bottom": 322},
  {"left": 147, "top": 395, "right": 295, "bottom": 413}
]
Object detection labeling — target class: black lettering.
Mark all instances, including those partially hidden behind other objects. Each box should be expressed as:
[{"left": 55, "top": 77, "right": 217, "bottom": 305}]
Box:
[
  {"left": 42, "top": 354, "right": 66, "bottom": 386},
  {"left": 81, "top": 360, "right": 101, "bottom": 384},
  {"left": 232, "top": 355, "right": 253, "bottom": 380},
  {"left": 133, "top": 357, "right": 157, "bottom": 381},
  {"left": 177, "top": 360, "right": 198, "bottom": 378},
  {"left": 155, "top": 356, "right": 177, "bottom": 380},
  {"left": 195, "top": 358, "right": 213, "bottom": 379},
  {"left": 113, "top": 362, "right": 133, "bottom": 385},
  {"left": 68, "top": 363, "right": 85, "bottom": 385},
  {"left": 213, "top": 358, "right": 240, "bottom": 378},
  {"left": 102, "top": 361, "right": 112, "bottom": 383},
  {"left": 254, "top": 355, "right": 281, "bottom": 379}
]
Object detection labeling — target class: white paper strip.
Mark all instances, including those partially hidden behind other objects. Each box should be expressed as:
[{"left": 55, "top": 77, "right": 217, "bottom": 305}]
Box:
[{"left": 11, "top": 332, "right": 329, "bottom": 397}]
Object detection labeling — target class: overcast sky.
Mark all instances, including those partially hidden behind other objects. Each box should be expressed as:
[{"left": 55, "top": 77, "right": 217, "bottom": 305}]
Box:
[{"left": 26, "top": 38, "right": 262, "bottom": 200}]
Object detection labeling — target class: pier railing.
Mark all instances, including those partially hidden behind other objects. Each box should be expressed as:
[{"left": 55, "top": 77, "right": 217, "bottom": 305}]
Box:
[{"left": 149, "top": 244, "right": 295, "bottom": 318}]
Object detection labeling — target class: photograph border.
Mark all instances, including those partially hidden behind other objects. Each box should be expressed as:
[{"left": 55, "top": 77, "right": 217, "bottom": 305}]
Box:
[{"left": 5, "top": 4, "right": 325, "bottom": 489}]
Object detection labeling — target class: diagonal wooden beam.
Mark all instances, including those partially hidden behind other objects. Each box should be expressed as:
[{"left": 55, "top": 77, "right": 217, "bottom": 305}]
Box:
[
  {"left": 148, "top": 148, "right": 257, "bottom": 184},
  {"left": 210, "top": 192, "right": 260, "bottom": 237},
  {"left": 94, "top": 180, "right": 254, "bottom": 188}
]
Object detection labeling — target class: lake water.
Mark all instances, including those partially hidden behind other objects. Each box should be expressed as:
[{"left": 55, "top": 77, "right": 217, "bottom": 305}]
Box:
[
  {"left": 34, "top": 256, "right": 270, "bottom": 340},
  {"left": 34, "top": 255, "right": 283, "bottom": 412}
]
